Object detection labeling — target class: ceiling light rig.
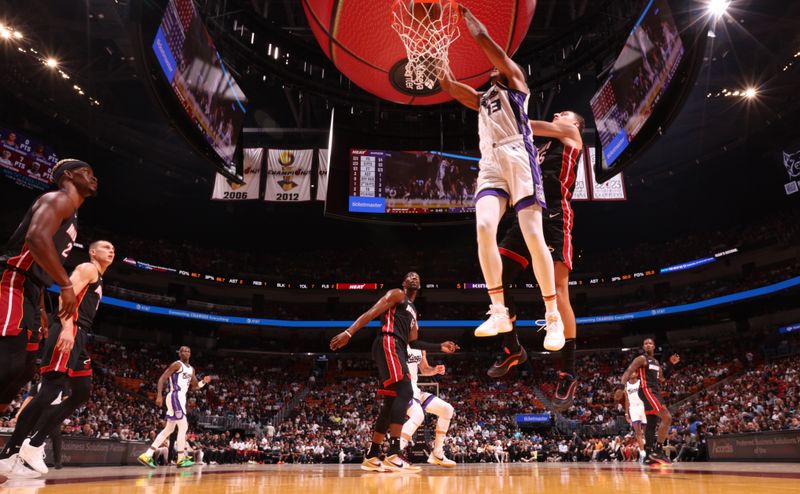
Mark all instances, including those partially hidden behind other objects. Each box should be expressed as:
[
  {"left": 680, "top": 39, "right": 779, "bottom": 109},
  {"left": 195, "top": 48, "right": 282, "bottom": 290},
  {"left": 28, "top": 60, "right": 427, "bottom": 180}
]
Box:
[{"left": 1, "top": 21, "right": 101, "bottom": 106}]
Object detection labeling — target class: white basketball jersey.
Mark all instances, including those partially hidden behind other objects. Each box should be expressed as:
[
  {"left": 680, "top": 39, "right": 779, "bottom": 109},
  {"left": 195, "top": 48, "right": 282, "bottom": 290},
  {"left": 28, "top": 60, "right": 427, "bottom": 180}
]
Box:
[
  {"left": 626, "top": 380, "right": 645, "bottom": 410},
  {"left": 168, "top": 361, "right": 194, "bottom": 399},
  {"left": 478, "top": 83, "right": 531, "bottom": 155},
  {"left": 407, "top": 347, "right": 423, "bottom": 397}
]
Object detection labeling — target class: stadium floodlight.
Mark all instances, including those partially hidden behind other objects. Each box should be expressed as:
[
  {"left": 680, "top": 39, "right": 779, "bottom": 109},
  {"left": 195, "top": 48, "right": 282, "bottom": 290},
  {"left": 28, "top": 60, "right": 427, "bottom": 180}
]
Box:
[
  {"left": 45, "top": 57, "right": 58, "bottom": 68},
  {"left": 744, "top": 87, "right": 757, "bottom": 99},
  {"left": 707, "top": 0, "right": 730, "bottom": 18}
]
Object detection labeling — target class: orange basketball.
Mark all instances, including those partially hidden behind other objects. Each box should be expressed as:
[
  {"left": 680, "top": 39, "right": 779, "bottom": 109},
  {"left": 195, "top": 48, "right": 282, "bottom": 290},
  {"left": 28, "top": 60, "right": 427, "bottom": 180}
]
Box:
[{"left": 301, "top": 0, "right": 537, "bottom": 105}]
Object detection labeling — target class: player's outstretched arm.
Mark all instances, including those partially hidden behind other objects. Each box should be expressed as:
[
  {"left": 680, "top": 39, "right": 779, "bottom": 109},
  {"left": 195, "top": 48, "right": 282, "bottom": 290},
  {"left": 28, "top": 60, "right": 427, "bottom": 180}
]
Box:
[
  {"left": 419, "top": 351, "right": 446, "bottom": 376},
  {"left": 621, "top": 356, "right": 646, "bottom": 386},
  {"left": 190, "top": 369, "right": 212, "bottom": 390},
  {"left": 330, "top": 289, "right": 405, "bottom": 350},
  {"left": 439, "top": 69, "right": 480, "bottom": 111},
  {"left": 530, "top": 120, "right": 582, "bottom": 147},
  {"left": 459, "top": 5, "right": 527, "bottom": 92}
]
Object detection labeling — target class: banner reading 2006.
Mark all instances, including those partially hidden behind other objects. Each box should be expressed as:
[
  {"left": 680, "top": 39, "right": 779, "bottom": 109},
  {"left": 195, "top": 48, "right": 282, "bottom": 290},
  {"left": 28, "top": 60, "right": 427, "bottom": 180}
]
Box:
[
  {"left": 265, "top": 149, "right": 312, "bottom": 202},
  {"left": 211, "top": 148, "right": 263, "bottom": 200}
]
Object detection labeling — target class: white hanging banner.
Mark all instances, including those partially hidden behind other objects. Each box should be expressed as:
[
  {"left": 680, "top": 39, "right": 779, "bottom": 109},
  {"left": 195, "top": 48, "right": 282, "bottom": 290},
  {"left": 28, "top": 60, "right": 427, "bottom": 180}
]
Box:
[
  {"left": 317, "top": 149, "right": 329, "bottom": 201},
  {"left": 265, "top": 149, "right": 313, "bottom": 202},
  {"left": 588, "top": 147, "right": 627, "bottom": 201},
  {"left": 571, "top": 148, "right": 590, "bottom": 201},
  {"left": 211, "top": 148, "right": 263, "bottom": 200}
]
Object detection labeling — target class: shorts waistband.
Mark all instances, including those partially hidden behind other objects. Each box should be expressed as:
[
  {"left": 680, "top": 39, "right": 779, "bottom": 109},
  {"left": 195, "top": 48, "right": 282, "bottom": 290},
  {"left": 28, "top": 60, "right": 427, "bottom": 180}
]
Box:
[{"left": 492, "top": 135, "right": 525, "bottom": 148}]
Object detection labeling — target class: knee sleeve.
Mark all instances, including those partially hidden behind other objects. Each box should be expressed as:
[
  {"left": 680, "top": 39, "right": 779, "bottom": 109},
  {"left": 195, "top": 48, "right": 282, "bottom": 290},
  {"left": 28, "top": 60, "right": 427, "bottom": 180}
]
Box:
[
  {"left": 406, "top": 401, "right": 424, "bottom": 428},
  {"left": 389, "top": 379, "right": 413, "bottom": 424}
]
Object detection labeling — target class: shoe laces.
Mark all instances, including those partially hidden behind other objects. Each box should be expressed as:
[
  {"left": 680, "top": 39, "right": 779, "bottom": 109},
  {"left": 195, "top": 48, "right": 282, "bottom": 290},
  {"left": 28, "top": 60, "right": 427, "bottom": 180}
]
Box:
[{"left": 486, "top": 304, "right": 508, "bottom": 317}]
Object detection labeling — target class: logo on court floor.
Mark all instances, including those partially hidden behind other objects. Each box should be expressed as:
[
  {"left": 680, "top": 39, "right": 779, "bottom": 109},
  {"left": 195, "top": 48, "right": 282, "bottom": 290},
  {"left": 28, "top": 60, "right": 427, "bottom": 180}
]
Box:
[{"left": 389, "top": 59, "right": 440, "bottom": 96}]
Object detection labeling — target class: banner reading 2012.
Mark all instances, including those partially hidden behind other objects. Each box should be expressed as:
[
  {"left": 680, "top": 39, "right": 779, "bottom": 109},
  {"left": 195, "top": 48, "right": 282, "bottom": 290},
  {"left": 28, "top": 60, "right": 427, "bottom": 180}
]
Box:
[{"left": 265, "top": 149, "right": 312, "bottom": 202}]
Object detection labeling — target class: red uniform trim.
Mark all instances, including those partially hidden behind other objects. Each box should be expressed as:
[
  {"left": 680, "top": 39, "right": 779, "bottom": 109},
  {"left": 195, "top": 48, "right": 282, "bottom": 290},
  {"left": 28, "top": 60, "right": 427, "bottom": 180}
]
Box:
[
  {"left": 0, "top": 268, "right": 26, "bottom": 337},
  {"left": 498, "top": 247, "right": 529, "bottom": 269},
  {"left": 377, "top": 389, "right": 397, "bottom": 397},
  {"left": 68, "top": 369, "right": 92, "bottom": 377},
  {"left": 6, "top": 245, "right": 35, "bottom": 271},
  {"left": 639, "top": 367, "right": 663, "bottom": 412},
  {"left": 382, "top": 333, "right": 403, "bottom": 387},
  {"left": 558, "top": 146, "right": 580, "bottom": 271}
]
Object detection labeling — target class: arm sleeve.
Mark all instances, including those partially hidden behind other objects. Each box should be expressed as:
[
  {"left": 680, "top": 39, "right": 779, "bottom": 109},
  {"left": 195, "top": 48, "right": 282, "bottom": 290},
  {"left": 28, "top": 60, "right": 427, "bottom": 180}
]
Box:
[{"left": 408, "top": 340, "right": 441, "bottom": 352}]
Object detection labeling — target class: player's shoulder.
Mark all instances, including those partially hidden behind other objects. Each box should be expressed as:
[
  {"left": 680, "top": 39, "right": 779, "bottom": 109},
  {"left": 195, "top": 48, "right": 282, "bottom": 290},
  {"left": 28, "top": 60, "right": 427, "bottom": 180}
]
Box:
[{"left": 75, "top": 262, "right": 100, "bottom": 281}]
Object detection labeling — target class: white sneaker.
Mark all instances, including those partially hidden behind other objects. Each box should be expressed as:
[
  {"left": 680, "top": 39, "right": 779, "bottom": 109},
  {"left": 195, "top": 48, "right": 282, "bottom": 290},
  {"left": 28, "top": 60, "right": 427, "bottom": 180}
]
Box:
[
  {"left": 0, "top": 454, "right": 17, "bottom": 474},
  {"left": 360, "top": 455, "right": 386, "bottom": 472},
  {"left": 427, "top": 451, "right": 456, "bottom": 467},
  {"left": 3, "top": 454, "right": 41, "bottom": 478},
  {"left": 475, "top": 304, "right": 512, "bottom": 337},
  {"left": 542, "top": 311, "right": 565, "bottom": 351},
  {"left": 19, "top": 438, "right": 48, "bottom": 474},
  {"left": 382, "top": 454, "right": 421, "bottom": 472}
]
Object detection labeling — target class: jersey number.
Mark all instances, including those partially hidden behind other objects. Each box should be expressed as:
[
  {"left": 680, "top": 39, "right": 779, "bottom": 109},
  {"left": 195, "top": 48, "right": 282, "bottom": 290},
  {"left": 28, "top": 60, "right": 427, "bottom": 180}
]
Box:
[
  {"left": 485, "top": 98, "right": 502, "bottom": 115},
  {"left": 61, "top": 242, "right": 74, "bottom": 259}
]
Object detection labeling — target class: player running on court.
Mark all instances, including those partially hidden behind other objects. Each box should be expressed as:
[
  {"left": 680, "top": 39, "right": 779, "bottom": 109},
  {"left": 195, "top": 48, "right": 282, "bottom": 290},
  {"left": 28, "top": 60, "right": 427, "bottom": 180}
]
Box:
[
  {"left": 138, "top": 346, "right": 212, "bottom": 469},
  {"left": 438, "top": 6, "right": 563, "bottom": 350},
  {"left": 330, "top": 272, "right": 458, "bottom": 472},
  {"left": 400, "top": 347, "right": 456, "bottom": 467}
]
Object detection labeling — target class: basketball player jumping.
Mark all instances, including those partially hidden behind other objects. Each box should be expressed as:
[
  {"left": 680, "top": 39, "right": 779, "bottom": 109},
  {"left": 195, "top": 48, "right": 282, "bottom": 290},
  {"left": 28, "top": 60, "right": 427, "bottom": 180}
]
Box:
[
  {"left": 0, "top": 160, "right": 97, "bottom": 411},
  {"left": 0, "top": 240, "right": 114, "bottom": 476},
  {"left": 401, "top": 347, "right": 456, "bottom": 467},
  {"left": 485, "top": 113, "right": 585, "bottom": 411},
  {"left": 330, "top": 272, "right": 458, "bottom": 472},
  {"left": 139, "top": 346, "right": 212, "bottom": 468},
  {"left": 620, "top": 338, "right": 680, "bottom": 466},
  {"left": 623, "top": 374, "right": 648, "bottom": 464},
  {"left": 438, "top": 6, "right": 563, "bottom": 350}
]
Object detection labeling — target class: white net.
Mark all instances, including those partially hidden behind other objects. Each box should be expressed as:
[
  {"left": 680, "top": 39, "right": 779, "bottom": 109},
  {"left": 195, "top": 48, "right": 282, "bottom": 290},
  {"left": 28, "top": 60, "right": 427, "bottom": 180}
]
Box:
[{"left": 391, "top": 0, "right": 460, "bottom": 92}]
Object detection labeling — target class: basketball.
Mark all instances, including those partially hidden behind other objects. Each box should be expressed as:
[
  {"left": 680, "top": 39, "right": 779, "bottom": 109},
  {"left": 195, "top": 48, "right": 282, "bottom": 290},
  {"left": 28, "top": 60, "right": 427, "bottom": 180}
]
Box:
[{"left": 301, "top": 0, "right": 537, "bottom": 105}]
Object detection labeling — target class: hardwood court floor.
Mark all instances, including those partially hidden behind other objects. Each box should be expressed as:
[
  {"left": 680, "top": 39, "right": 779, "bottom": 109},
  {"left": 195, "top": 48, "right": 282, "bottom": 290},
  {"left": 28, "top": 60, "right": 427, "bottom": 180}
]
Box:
[{"left": 2, "top": 462, "right": 799, "bottom": 494}]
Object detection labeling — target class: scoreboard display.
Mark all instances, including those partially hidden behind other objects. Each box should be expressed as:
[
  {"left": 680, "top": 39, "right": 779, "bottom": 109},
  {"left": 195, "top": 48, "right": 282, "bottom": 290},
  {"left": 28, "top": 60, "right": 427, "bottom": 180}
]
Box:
[{"left": 347, "top": 149, "right": 478, "bottom": 214}]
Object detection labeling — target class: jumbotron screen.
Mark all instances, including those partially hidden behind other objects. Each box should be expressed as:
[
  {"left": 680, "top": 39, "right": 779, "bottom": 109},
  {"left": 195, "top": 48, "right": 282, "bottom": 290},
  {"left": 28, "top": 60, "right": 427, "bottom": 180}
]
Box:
[
  {"left": 152, "top": 0, "right": 247, "bottom": 169},
  {"left": 590, "top": 0, "right": 684, "bottom": 168},
  {"left": 348, "top": 149, "right": 479, "bottom": 214}
]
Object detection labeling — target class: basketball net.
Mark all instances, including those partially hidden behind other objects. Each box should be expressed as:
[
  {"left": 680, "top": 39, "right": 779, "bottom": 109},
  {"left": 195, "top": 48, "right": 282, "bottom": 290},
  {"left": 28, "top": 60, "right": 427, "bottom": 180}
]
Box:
[{"left": 391, "top": 0, "right": 460, "bottom": 91}]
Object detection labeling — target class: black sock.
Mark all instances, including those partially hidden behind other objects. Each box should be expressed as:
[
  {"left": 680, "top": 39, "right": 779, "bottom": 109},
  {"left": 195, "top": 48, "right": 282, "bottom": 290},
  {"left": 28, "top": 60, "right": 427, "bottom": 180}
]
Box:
[
  {"left": 560, "top": 338, "right": 576, "bottom": 377},
  {"left": 388, "top": 437, "right": 401, "bottom": 456},
  {"left": 502, "top": 327, "right": 520, "bottom": 353},
  {"left": 367, "top": 442, "right": 382, "bottom": 458},
  {"left": 644, "top": 419, "right": 658, "bottom": 453}
]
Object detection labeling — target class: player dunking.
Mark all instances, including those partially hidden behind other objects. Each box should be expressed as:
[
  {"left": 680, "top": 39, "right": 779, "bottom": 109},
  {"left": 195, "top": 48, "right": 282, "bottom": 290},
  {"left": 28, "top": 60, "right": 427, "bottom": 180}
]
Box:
[
  {"left": 138, "top": 346, "right": 212, "bottom": 468},
  {"left": 0, "top": 240, "right": 114, "bottom": 475},
  {"left": 623, "top": 373, "right": 648, "bottom": 464},
  {"left": 400, "top": 347, "right": 456, "bottom": 467},
  {"left": 0, "top": 160, "right": 97, "bottom": 409},
  {"left": 621, "top": 338, "right": 680, "bottom": 466},
  {"left": 330, "top": 272, "right": 458, "bottom": 472},
  {"left": 485, "top": 112, "right": 585, "bottom": 410},
  {"left": 438, "top": 7, "right": 563, "bottom": 349}
]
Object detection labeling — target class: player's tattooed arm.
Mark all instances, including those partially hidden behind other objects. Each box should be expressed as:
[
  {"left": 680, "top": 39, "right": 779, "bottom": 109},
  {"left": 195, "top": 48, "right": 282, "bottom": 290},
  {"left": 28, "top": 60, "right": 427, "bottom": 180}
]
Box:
[{"left": 330, "top": 289, "right": 405, "bottom": 350}]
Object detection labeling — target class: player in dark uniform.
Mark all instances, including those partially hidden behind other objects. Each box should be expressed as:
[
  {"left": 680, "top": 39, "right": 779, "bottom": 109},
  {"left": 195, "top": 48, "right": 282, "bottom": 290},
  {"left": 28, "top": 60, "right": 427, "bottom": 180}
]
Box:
[
  {"left": 620, "top": 338, "right": 680, "bottom": 466},
  {"left": 330, "top": 272, "right": 458, "bottom": 472},
  {"left": 485, "top": 112, "right": 585, "bottom": 411},
  {"left": 0, "top": 240, "right": 113, "bottom": 475},
  {"left": 0, "top": 159, "right": 97, "bottom": 408}
]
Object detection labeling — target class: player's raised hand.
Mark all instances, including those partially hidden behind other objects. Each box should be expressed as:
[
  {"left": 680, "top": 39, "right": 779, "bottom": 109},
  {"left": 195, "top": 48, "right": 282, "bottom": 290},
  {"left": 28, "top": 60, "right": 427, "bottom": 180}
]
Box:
[
  {"left": 669, "top": 354, "right": 680, "bottom": 365},
  {"left": 330, "top": 331, "right": 351, "bottom": 351},
  {"left": 203, "top": 375, "right": 212, "bottom": 384},
  {"left": 434, "top": 365, "right": 446, "bottom": 375},
  {"left": 440, "top": 341, "right": 459, "bottom": 353}
]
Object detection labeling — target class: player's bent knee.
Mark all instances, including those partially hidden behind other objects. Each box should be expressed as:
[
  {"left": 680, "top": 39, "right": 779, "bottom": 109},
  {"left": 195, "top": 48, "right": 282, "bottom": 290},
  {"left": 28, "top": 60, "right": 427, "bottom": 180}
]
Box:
[{"left": 441, "top": 402, "right": 454, "bottom": 420}]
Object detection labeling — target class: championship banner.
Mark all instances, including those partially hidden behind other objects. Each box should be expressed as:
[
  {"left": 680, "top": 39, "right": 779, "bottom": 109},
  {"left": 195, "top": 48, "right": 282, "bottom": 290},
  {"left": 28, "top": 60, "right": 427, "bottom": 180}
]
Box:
[
  {"left": 0, "top": 127, "right": 58, "bottom": 190},
  {"left": 587, "top": 147, "right": 627, "bottom": 201},
  {"left": 317, "top": 149, "right": 329, "bottom": 201},
  {"left": 571, "top": 147, "right": 590, "bottom": 201},
  {"left": 782, "top": 144, "right": 800, "bottom": 195},
  {"left": 265, "top": 149, "right": 313, "bottom": 202},
  {"left": 211, "top": 148, "right": 263, "bottom": 200}
]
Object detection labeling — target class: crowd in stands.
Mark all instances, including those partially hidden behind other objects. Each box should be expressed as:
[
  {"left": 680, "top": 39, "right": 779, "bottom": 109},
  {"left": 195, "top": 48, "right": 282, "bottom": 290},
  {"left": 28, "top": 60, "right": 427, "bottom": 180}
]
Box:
[{"left": 1, "top": 332, "right": 798, "bottom": 465}]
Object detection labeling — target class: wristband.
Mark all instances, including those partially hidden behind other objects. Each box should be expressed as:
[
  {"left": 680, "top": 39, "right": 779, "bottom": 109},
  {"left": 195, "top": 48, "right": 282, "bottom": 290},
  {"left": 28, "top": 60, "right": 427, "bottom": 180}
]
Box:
[
  {"left": 344, "top": 330, "right": 353, "bottom": 338},
  {"left": 198, "top": 381, "right": 206, "bottom": 389},
  {"left": 60, "top": 283, "right": 73, "bottom": 289}
]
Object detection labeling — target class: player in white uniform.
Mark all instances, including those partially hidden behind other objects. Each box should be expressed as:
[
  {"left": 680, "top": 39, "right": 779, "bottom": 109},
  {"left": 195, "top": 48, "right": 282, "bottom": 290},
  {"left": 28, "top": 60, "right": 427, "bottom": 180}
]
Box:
[
  {"left": 623, "top": 374, "right": 648, "bottom": 464},
  {"left": 138, "top": 346, "right": 211, "bottom": 468},
  {"left": 439, "top": 6, "right": 563, "bottom": 350},
  {"left": 399, "top": 347, "right": 456, "bottom": 467}
]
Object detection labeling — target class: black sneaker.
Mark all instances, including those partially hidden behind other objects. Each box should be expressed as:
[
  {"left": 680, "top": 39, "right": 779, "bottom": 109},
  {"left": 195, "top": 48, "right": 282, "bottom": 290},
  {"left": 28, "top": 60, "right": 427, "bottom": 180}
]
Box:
[
  {"left": 648, "top": 450, "right": 672, "bottom": 466},
  {"left": 487, "top": 346, "right": 528, "bottom": 378},
  {"left": 551, "top": 372, "right": 577, "bottom": 411}
]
